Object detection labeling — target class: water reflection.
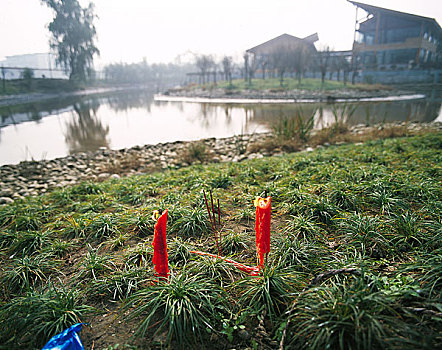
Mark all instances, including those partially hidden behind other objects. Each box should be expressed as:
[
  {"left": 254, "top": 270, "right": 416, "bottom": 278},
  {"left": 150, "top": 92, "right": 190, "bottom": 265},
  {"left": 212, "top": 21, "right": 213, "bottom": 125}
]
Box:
[
  {"left": 0, "top": 87, "right": 440, "bottom": 165},
  {"left": 104, "top": 90, "right": 154, "bottom": 113},
  {"left": 64, "top": 100, "right": 110, "bottom": 154},
  {"left": 249, "top": 98, "right": 441, "bottom": 129}
]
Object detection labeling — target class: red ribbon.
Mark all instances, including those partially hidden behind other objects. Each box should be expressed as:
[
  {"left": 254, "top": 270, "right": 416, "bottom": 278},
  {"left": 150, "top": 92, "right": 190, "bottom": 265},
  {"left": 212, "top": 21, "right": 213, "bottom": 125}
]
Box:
[
  {"left": 190, "top": 250, "right": 260, "bottom": 276},
  {"left": 152, "top": 210, "right": 169, "bottom": 280}
]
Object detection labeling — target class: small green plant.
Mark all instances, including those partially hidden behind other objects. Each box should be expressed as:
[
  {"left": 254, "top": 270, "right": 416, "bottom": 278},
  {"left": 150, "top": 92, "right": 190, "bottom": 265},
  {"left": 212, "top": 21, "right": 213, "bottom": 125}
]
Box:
[
  {"left": 167, "top": 237, "right": 195, "bottom": 265},
  {"left": 43, "top": 238, "right": 75, "bottom": 257},
  {"left": 273, "top": 236, "right": 331, "bottom": 273},
  {"left": 1, "top": 254, "right": 58, "bottom": 297},
  {"left": 283, "top": 214, "right": 323, "bottom": 241},
  {"left": 170, "top": 207, "right": 211, "bottom": 237},
  {"left": 220, "top": 312, "right": 248, "bottom": 343},
  {"left": 272, "top": 108, "right": 316, "bottom": 142},
  {"left": 338, "top": 213, "right": 391, "bottom": 258},
  {"left": 328, "top": 186, "right": 359, "bottom": 211},
  {"left": 286, "top": 274, "right": 423, "bottom": 349},
  {"left": 182, "top": 142, "right": 210, "bottom": 164},
  {"left": 62, "top": 215, "right": 90, "bottom": 239},
  {"left": 220, "top": 230, "right": 249, "bottom": 255},
  {"left": 188, "top": 256, "right": 236, "bottom": 286},
  {"left": 87, "top": 268, "right": 150, "bottom": 301},
  {"left": 70, "top": 181, "right": 103, "bottom": 196},
  {"left": 236, "top": 264, "right": 296, "bottom": 320},
  {"left": 9, "top": 230, "right": 53, "bottom": 256},
  {"left": 76, "top": 245, "right": 116, "bottom": 281},
  {"left": 124, "top": 272, "right": 226, "bottom": 346},
  {"left": 87, "top": 214, "right": 120, "bottom": 240},
  {"left": 124, "top": 243, "right": 153, "bottom": 269},
  {"left": 210, "top": 174, "right": 232, "bottom": 189},
  {"left": 0, "top": 285, "right": 93, "bottom": 348}
]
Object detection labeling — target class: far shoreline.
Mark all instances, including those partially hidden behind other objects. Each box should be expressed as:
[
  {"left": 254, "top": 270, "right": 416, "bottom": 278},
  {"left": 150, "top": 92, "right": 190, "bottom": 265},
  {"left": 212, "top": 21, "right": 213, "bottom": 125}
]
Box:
[{"left": 154, "top": 93, "right": 426, "bottom": 104}]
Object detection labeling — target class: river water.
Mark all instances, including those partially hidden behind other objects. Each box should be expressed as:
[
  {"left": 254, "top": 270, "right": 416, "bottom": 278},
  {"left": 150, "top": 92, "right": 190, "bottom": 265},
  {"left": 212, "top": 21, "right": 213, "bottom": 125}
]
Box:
[{"left": 0, "top": 89, "right": 441, "bottom": 166}]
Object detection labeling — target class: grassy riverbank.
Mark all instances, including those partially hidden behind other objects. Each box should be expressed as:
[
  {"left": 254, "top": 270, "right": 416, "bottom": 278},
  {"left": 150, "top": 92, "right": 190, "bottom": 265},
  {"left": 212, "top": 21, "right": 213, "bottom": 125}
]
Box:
[
  {"left": 0, "top": 78, "right": 120, "bottom": 97},
  {"left": 187, "top": 77, "right": 391, "bottom": 92},
  {"left": 0, "top": 78, "right": 86, "bottom": 96},
  {"left": 0, "top": 132, "right": 441, "bottom": 349}
]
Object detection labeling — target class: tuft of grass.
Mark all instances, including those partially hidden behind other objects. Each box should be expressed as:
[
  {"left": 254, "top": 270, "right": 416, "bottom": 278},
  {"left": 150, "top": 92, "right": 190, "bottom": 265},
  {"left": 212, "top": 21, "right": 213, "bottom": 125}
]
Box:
[
  {"left": 86, "top": 268, "right": 151, "bottom": 301},
  {"left": 1, "top": 254, "right": 58, "bottom": 297},
  {"left": 283, "top": 214, "right": 324, "bottom": 241},
  {"left": 220, "top": 230, "right": 249, "bottom": 255},
  {"left": 167, "top": 237, "right": 195, "bottom": 265},
  {"left": 272, "top": 108, "right": 316, "bottom": 142},
  {"left": 124, "top": 242, "right": 153, "bottom": 269},
  {"left": 287, "top": 274, "right": 434, "bottom": 349},
  {"left": 76, "top": 245, "right": 117, "bottom": 281},
  {"left": 9, "top": 230, "right": 53, "bottom": 256},
  {"left": 181, "top": 142, "right": 211, "bottom": 164},
  {"left": 0, "top": 285, "right": 93, "bottom": 349},
  {"left": 236, "top": 264, "right": 298, "bottom": 320},
  {"left": 123, "top": 272, "right": 226, "bottom": 347},
  {"left": 273, "top": 236, "right": 332, "bottom": 273},
  {"left": 188, "top": 256, "right": 236, "bottom": 286},
  {"left": 87, "top": 214, "right": 120, "bottom": 240},
  {"left": 338, "top": 213, "right": 391, "bottom": 258},
  {"left": 170, "top": 206, "right": 211, "bottom": 237}
]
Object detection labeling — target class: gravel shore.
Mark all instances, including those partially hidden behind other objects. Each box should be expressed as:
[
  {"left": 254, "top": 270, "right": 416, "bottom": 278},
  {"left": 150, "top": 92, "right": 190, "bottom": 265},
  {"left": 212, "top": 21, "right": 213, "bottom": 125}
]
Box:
[{"left": 1, "top": 121, "right": 440, "bottom": 204}]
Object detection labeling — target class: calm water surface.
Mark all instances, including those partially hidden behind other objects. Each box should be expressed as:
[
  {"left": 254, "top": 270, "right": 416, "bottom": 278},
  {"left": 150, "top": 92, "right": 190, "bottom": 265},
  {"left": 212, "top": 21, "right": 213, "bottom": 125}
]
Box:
[{"left": 0, "top": 89, "right": 440, "bottom": 165}]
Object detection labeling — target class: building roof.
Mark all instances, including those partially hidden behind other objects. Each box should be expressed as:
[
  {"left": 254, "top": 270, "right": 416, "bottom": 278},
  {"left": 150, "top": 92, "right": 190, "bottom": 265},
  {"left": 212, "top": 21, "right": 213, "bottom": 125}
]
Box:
[
  {"left": 246, "top": 33, "right": 319, "bottom": 55},
  {"left": 348, "top": 1, "right": 442, "bottom": 33}
]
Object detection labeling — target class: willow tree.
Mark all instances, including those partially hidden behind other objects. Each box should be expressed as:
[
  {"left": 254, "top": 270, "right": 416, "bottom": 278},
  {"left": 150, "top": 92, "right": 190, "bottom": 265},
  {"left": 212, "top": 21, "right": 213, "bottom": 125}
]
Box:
[{"left": 42, "top": 0, "right": 99, "bottom": 82}]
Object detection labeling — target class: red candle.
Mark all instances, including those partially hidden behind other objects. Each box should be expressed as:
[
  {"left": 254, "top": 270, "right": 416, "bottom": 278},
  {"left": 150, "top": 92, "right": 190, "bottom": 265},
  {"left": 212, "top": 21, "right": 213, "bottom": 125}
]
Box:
[
  {"left": 152, "top": 209, "right": 169, "bottom": 280},
  {"left": 254, "top": 196, "right": 271, "bottom": 270}
]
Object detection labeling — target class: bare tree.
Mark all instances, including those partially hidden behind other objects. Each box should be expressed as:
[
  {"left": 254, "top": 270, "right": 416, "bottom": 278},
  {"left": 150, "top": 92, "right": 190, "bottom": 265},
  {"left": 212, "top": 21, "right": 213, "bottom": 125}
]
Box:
[
  {"left": 316, "top": 46, "right": 331, "bottom": 85},
  {"left": 222, "top": 56, "right": 233, "bottom": 85},
  {"left": 270, "top": 47, "right": 293, "bottom": 86},
  {"left": 244, "top": 53, "right": 258, "bottom": 86},
  {"left": 195, "top": 54, "right": 214, "bottom": 85},
  {"left": 292, "top": 46, "right": 312, "bottom": 84}
]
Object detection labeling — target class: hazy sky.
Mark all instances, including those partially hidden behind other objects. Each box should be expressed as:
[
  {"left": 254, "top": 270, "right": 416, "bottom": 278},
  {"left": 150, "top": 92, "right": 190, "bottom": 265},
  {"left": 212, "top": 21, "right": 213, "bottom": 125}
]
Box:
[{"left": 2, "top": 0, "right": 441, "bottom": 66}]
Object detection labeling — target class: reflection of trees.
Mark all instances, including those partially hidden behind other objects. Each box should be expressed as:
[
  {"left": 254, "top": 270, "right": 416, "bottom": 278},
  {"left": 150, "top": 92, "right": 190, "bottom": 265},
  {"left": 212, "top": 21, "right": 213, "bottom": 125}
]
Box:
[
  {"left": 247, "top": 100, "right": 442, "bottom": 129},
  {"left": 64, "top": 100, "right": 109, "bottom": 154},
  {"left": 105, "top": 90, "right": 154, "bottom": 113}
]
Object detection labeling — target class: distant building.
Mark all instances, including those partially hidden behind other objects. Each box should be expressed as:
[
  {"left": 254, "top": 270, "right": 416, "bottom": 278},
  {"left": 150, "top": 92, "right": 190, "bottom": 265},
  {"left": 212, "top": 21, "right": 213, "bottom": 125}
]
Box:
[
  {"left": 246, "top": 33, "right": 319, "bottom": 56},
  {"left": 245, "top": 33, "right": 319, "bottom": 79},
  {"left": 349, "top": 1, "right": 442, "bottom": 70},
  {"left": 0, "top": 53, "right": 68, "bottom": 80}
]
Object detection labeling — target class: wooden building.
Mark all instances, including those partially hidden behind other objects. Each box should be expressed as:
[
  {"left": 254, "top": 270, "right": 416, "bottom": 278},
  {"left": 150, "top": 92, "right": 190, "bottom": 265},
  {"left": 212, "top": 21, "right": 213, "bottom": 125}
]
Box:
[
  {"left": 349, "top": 1, "right": 442, "bottom": 70},
  {"left": 246, "top": 33, "right": 318, "bottom": 56},
  {"left": 245, "top": 33, "right": 319, "bottom": 79}
]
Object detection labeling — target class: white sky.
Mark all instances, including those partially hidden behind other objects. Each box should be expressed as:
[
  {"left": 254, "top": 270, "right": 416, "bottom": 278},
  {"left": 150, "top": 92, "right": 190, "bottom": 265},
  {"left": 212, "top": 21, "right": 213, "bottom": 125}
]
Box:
[{"left": 1, "top": 0, "right": 441, "bottom": 66}]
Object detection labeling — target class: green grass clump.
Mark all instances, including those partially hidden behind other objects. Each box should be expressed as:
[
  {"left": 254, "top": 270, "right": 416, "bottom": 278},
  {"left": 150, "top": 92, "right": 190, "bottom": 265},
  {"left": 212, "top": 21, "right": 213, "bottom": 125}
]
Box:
[
  {"left": 0, "top": 132, "right": 440, "bottom": 348},
  {"left": 0, "top": 286, "right": 93, "bottom": 349},
  {"left": 123, "top": 272, "right": 225, "bottom": 347},
  {"left": 287, "top": 274, "right": 426, "bottom": 349}
]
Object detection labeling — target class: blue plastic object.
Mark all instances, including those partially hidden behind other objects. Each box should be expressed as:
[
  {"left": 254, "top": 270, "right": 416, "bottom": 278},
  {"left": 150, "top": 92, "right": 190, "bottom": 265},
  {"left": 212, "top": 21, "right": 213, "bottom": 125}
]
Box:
[{"left": 42, "top": 323, "right": 85, "bottom": 350}]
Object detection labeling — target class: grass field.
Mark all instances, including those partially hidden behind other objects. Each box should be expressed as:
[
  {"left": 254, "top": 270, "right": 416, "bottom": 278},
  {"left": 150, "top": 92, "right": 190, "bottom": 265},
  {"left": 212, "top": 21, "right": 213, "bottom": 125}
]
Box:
[
  {"left": 194, "top": 77, "right": 390, "bottom": 92},
  {"left": 0, "top": 132, "right": 441, "bottom": 349}
]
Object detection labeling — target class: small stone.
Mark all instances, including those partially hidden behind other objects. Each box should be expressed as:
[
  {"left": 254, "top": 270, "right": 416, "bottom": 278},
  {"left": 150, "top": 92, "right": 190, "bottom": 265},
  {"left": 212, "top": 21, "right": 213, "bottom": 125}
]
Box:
[
  {"left": 247, "top": 153, "right": 264, "bottom": 160},
  {"left": 0, "top": 197, "right": 14, "bottom": 204},
  {"left": 98, "top": 173, "right": 110, "bottom": 179},
  {"left": 110, "top": 174, "right": 120, "bottom": 179},
  {"left": 0, "top": 189, "right": 13, "bottom": 197},
  {"left": 238, "top": 329, "right": 250, "bottom": 340}
]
